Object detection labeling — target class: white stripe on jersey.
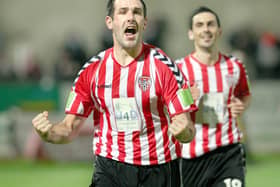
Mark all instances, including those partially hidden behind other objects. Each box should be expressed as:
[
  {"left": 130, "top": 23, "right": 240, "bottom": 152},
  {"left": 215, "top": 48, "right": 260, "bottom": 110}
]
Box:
[
  {"left": 119, "top": 61, "right": 134, "bottom": 164},
  {"left": 99, "top": 112, "right": 109, "bottom": 158},
  {"left": 208, "top": 66, "right": 217, "bottom": 92},
  {"left": 134, "top": 57, "right": 149, "bottom": 164},
  {"left": 189, "top": 57, "right": 204, "bottom": 92},
  {"left": 208, "top": 128, "right": 218, "bottom": 152},
  {"left": 220, "top": 58, "right": 230, "bottom": 146},
  {"left": 105, "top": 54, "right": 119, "bottom": 161},
  {"left": 149, "top": 52, "right": 166, "bottom": 164},
  {"left": 77, "top": 102, "right": 84, "bottom": 115},
  {"left": 194, "top": 125, "right": 204, "bottom": 156}
]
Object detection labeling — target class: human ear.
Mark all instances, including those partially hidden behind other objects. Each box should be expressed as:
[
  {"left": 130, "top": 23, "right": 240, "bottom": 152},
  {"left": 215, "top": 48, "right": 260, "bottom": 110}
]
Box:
[
  {"left": 143, "top": 18, "right": 148, "bottom": 30},
  {"left": 188, "top": 30, "right": 194, "bottom": 40},
  {"left": 105, "top": 16, "right": 113, "bottom": 30}
]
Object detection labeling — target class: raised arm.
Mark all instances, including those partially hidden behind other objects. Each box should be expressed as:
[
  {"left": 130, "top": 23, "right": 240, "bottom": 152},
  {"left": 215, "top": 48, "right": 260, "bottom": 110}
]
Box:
[{"left": 32, "top": 111, "right": 87, "bottom": 144}]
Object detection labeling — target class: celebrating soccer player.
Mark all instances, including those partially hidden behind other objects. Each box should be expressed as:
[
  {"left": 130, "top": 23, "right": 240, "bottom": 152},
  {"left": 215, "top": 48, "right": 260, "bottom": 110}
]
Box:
[{"left": 32, "top": 0, "right": 197, "bottom": 186}]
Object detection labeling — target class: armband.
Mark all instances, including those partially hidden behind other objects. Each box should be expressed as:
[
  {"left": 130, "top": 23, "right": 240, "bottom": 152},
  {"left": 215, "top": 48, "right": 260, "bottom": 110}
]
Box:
[{"left": 177, "top": 88, "right": 194, "bottom": 107}]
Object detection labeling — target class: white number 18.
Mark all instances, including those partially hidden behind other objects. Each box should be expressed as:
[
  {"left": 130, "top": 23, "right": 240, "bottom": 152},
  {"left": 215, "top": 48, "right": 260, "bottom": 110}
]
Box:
[{"left": 224, "top": 178, "right": 242, "bottom": 187}]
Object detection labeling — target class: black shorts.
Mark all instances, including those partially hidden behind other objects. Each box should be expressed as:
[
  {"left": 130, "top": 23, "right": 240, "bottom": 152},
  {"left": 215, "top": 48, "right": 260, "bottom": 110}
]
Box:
[
  {"left": 181, "top": 143, "right": 246, "bottom": 187},
  {"left": 90, "top": 156, "right": 180, "bottom": 187}
]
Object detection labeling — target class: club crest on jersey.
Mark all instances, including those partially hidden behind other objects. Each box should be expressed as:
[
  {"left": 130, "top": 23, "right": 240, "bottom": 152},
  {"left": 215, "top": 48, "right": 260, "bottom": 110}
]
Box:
[{"left": 138, "top": 76, "right": 151, "bottom": 92}]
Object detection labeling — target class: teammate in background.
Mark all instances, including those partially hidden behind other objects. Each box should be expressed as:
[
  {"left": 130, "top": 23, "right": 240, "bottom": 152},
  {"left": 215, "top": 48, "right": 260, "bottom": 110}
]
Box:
[
  {"left": 32, "top": 0, "right": 197, "bottom": 186},
  {"left": 176, "top": 6, "right": 251, "bottom": 187}
]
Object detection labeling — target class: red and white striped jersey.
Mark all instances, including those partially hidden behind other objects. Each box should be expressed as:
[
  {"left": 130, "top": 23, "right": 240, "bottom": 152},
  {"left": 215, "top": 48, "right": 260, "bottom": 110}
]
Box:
[
  {"left": 176, "top": 53, "right": 251, "bottom": 159},
  {"left": 65, "top": 43, "right": 197, "bottom": 165}
]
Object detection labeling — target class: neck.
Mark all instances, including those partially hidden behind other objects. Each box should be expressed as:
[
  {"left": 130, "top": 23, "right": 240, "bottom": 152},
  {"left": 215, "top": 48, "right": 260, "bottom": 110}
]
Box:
[
  {"left": 113, "top": 43, "right": 143, "bottom": 66},
  {"left": 193, "top": 47, "right": 219, "bottom": 65}
]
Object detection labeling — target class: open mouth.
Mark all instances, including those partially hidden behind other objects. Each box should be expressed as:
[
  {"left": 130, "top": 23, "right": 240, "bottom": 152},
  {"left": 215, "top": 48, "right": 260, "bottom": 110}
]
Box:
[{"left": 125, "top": 27, "right": 137, "bottom": 35}]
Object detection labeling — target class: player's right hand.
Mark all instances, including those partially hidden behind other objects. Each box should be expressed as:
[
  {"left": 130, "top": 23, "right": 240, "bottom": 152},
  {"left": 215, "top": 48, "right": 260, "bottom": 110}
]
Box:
[
  {"left": 32, "top": 111, "right": 53, "bottom": 138},
  {"left": 190, "top": 83, "right": 200, "bottom": 101}
]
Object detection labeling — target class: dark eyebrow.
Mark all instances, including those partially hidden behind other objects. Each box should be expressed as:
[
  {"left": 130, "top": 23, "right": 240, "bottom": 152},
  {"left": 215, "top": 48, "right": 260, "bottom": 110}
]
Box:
[
  {"left": 208, "top": 20, "right": 216, "bottom": 24},
  {"left": 134, "top": 7, "right": 143, "bottom": 12},
  {"left": 194, "top": 21, "right": 203, "bottom": 25},
  {"left": 118, "top": 7, "right": 128, "bottom": 12}
]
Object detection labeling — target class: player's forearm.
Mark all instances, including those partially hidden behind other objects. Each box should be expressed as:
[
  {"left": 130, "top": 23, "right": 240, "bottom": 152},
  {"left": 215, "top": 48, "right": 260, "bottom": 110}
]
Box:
[
  {"left": 45, "top": 124, "right": 74, "bottom": 144},
  {"left": 44, "top": 116, "right": 84, "bottom": 144}
]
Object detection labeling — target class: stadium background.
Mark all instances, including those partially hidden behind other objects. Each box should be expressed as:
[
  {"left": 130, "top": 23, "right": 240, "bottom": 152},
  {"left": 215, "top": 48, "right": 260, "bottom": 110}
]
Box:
[{"left": 1, "top": 0, "right": 280, "bottom": 186}]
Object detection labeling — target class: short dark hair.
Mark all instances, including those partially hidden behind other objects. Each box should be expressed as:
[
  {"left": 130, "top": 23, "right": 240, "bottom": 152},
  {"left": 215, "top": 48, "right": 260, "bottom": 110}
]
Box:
[
  {"left": 107, "top": 0, "right": 147, "bottom": 18},
  {"left": 189, "top": 6, "right": 221, "bottom": 29}
]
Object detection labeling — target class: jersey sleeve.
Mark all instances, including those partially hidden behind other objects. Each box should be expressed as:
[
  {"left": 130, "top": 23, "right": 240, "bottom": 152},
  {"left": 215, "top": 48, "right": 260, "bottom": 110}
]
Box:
[
  {"left": 234, "top": 61, "right": 251, "bottom": 98},
  {"left": 155, "top": 55, "right": 197, "bottom": 117},
  {"left": 65, "top": 63, "right": 94, "bottom": 117}
]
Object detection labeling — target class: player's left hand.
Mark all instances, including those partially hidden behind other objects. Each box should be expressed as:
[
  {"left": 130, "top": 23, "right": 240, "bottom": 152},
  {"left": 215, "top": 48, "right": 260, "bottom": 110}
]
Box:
[
  {"left": 169, "top": 113, "right": 195, "bottom": 143},
  {"left": 227, "top": 97, "right": 245, "bottom": 118}
]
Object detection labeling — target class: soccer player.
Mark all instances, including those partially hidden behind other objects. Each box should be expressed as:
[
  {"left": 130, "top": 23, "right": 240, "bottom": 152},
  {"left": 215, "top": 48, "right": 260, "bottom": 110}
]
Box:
[
  {"left": 32, "top": 0, "right": 197, "bottom": 186},
  {"left": 176, "top": 6, "right": 251, "bottom": 187}
]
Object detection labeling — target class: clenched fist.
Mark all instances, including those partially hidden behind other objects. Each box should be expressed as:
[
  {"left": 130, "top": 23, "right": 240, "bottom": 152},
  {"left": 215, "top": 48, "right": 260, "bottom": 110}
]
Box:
[
  {"left": 169, "top": 113, "right": 195, "bottom": 143},
  {"left": 32, "top": 111, "right": 53, "bottom": 139}
]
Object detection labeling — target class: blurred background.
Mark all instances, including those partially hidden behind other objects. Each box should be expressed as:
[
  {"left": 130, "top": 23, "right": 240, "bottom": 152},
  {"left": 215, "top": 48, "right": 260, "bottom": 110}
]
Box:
[{"left": 0, "top": 0, "right": 280, "bottom": 186}]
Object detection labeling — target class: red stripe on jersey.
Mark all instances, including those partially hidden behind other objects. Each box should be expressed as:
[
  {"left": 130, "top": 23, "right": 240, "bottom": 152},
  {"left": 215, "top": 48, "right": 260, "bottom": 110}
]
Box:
[
  {"left": 215, "top": 61, "right": 223, "bottom": 92},
  {"left": 234, "top": 62, "right": 250, "bottom": 97},
  {"left": 93, "top": 111, "right": 100, "bottom": 127},
  {"left": 202, "top": 124, "right": 209, "bottom": 153},
  {"left": 117, "top": 132, "right": 125, "bottom": 162},
  {"left": 142, "top": 55, "right": 158, "bottom": 165},
  {"left": 94, "top": 111, "right": 102, "bottom": 155},
  {"left": 199, "top": 62, "right": 210, "bottom": 153},
  {"left": 172, "top": 96, "right": 184, "bottom": 114},
  {"left": 226, "top": 57, "right": 234, "bottom": 144},
  {"left": 71, "top": 98, "right": 81, "bottom": 114},
  {"left": 112, "top": 61, "right": 121, "bottom": 97},
  {"left": 171, "top": 135, "right": 181, "bottom": 157},
  {"left": 156, "top": 91, "right": 171, "bottom": 162},
  {"left": 215, "top": 123, "right": 222, "bottom": 147},
  {"left": 132, "top": 132, "right": 141, "bottom": 165},
  {"left": 97, "top": 51, "right": 113, "bottom": 159},
  {"left": 127, "top": 59, "right": 142, "bottom": 165},
  {"left": 95, "top": 111, "right": 103, "bottom": 155},
  {"left": 127, "top": 62, "right": 137, "bottom": 97},
  {"left": 201, "top": 65, "right": 209, "bottom": 93},
  {"left": 185, "top": 56, "right": 195, "bottom": 85}
]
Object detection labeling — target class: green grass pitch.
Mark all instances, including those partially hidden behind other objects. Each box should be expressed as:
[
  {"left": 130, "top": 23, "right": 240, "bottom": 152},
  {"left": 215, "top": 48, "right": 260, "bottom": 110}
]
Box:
[{"left": 0, "top": 154, "right": 280, "bottom": 187}]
